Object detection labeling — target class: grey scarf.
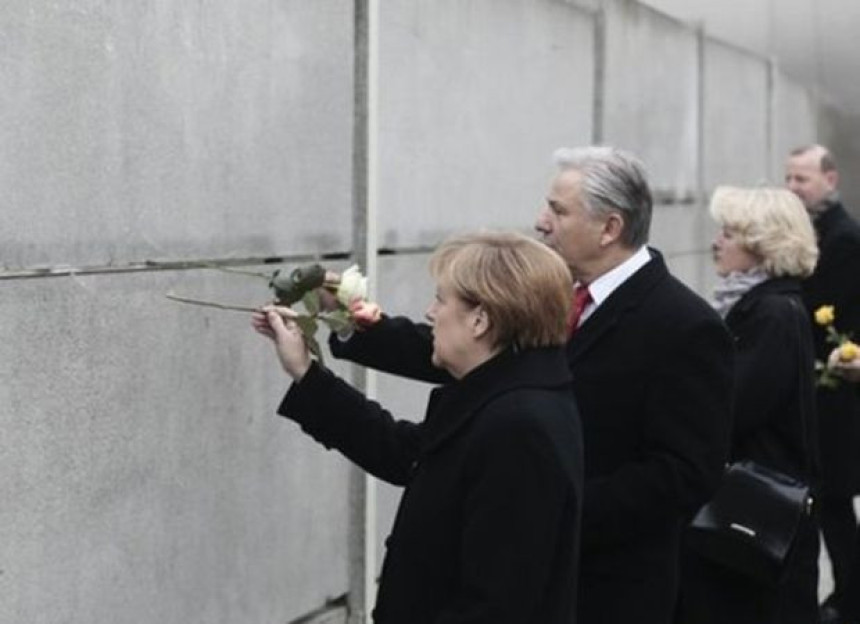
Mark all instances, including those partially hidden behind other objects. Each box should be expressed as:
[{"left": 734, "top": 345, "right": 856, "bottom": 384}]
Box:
[{"left": 712, "top": 266, "right": 769, "bottom": 319}]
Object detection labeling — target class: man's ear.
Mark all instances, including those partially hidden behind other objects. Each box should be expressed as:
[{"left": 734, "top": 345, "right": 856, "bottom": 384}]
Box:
[
  {"left": 600, "top": 213, "right": 625, "bottom": 247},
  {"left": 825, "top": 169, "right": 839, "bottom": 190}
]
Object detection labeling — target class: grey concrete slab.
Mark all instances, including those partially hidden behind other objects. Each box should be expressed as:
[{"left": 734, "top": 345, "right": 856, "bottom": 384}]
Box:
[
  {"left": 772, "top": 75, "right": 817, "bottom": 181},
  {"left": 664, "top": 249, "right": 714, "bottom": 300},
  {"left": 602, "top": 1, "right": 699, "bottom": 195},
  {"left": 650, "top": 202, "right": 713, "bottom": 296},
  {"left": 369, "top": 254, "right": 436, "bottom": 576},
  {"left": 650, "top": 203, "right": 703, "bottom": 256},
  {"left": 0, "top": 1, "right": 353, "bottom": 270},
  {"left": 0, "top": 264, "right": 353, "bottom": 624},
  {"left": 376, "top": 0, "right": 594, "bottom": 248},
  {"left": 703, "top": 41, "right": 770, "bottom": 190}
]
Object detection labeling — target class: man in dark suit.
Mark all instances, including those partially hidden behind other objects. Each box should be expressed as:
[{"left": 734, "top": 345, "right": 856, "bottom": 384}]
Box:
[
  {"left": 786, "top": 144, "right": 860, "bottom": 624},
  {"left": 329, "top": 147, "right": 734, "bottom": 624},
  {"left": 532, "top": 147, "right": 734, "bottom": 623}
]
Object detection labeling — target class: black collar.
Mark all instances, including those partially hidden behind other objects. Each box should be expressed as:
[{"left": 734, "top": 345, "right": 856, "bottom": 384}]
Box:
[
  {"left": 421, "top": 347, "right": 572, "bottom": 454},
  {"left": 726, "top": 276, "right": 803, "bottom": 322},
  {"left": 813, "top": 200, "right": 848, "bottom": 233}
]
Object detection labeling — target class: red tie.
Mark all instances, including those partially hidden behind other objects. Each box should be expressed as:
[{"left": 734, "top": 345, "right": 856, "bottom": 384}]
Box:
[{"left": 568, "top": 284, "right": 593, "bottom": 338}]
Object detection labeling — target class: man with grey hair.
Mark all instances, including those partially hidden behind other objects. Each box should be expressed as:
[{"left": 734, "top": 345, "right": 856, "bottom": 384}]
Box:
[
  {"left": 786, "top": 144, "right": 860, "bottom": 624},
  {"left": 534, "top": 146, "right": 733, "bottom": 623}
]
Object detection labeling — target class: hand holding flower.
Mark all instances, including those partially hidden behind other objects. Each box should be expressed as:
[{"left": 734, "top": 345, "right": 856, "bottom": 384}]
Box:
[
  {"left": 350, "top": 300, "right": 383, "bottom": 328},
  {"left": 169, "top": 262, "right": 382, "bottom": 368},
  {"left": 827, "top": 341, "right": 860, "bottom": 383},
  {"left": 814, "top": 304, "right": 856, "bottom": 387},
  {"left": 252, "top": 305, "right": 312, "bottom": 380}
]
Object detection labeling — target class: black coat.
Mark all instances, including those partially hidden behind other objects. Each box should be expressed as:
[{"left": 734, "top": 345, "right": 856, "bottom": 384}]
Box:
[
  {"left": 279, "top": 347, "right": 584, "bottom": 624},
  {"left": 724, "top": 278, "right": 818, "bottom": 480},
  {"left": 563, "top": 250, "right": 733, "bottom": 623},
  {"left": 802, "top": 201, "right": 860, "bottom": 494},
  {"left": 331, "top": 250, "right": 734, "bottom": 624},
  {"left": 676, "top": 278, "right": 820, "bottom": 624}
]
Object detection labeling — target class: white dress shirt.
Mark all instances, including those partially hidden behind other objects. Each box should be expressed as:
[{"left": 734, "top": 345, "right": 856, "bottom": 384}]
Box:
[{"left": 577, "top": 246, "right": 651, "bottom": 326}]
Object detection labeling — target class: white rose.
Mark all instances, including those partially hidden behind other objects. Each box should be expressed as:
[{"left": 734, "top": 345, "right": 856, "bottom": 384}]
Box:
[{"left": 336, "top": 265, "right": 368, "bottom": 306}]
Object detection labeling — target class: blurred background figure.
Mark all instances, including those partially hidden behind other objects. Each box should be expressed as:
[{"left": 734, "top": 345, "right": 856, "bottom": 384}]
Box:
[
  {"left": 786, "top": 145, "right": 860, "bottom": 623},
  {"left": 827, "top": 345, "right": 860, "bottom": 624},
  {"left": 676, "top": 187, "right": 820, "bottom": 624}
]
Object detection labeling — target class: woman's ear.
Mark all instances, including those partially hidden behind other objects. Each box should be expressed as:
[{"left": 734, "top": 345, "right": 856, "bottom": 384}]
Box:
[{"left": 472, "top": 306, "right": 491, "bottom": 339}]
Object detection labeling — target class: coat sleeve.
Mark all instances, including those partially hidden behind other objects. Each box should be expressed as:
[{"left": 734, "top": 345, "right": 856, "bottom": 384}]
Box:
[
  {"left": 328, "top": 315, "right": 453, "bottom": 385},
  {"left": 434, "top": 404, "right": 581, "bottom": 624},
  {"left": 811, "top": 233, "right": 860, "bottom": 359},
  {"left": 582, "top": 316, "right": 734, "bottom": 547},
  {"left": 277, "top": 362, "right": 423, "bottom": 486},
  {"left": 829, "top": 235, "right": 860, "bottom": 335}
]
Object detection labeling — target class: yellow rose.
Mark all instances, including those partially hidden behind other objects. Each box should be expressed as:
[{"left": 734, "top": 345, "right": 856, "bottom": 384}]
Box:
[
  {"left": 815, "top": 305, "right": 835, "bottom": 326},
  {"left": 839, "top": 341, "right": 860, "bottom": 362}
]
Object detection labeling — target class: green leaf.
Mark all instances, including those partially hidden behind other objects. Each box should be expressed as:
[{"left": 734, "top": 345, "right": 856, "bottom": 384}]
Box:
[
  {"left": 305, "top": 333, "right": 325, "bottom": 367},
  {"left": 302, "top": 291, "right": 321, "bottom": 316},
  {"left": 317, "top": 309, "right": 354, "bottom": 333},
  {"left": 294, "top": 314, "right": 319, "bottom": 337},
  {"left": 270, "top": 264, "right": 326, "bottom": 305},
  {"left": 294, "top": 314, "right": 324, "bottom": 366}
]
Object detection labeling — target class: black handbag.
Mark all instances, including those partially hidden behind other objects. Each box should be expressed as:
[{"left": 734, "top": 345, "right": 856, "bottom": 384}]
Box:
[
  {"left": 687, "top": 298, "right": 815, "bottom": 586},
  {"left": 687, "top": 459, "right": 813, "bottom": 585}
]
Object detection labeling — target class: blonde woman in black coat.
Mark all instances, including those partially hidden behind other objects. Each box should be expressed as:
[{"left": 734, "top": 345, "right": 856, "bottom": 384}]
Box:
[
  {"left": 252, "top": 232, "right": 584, "bottom": 624},
  {"left": 676, "top": 187, "right": 820, "bottom": 624}
]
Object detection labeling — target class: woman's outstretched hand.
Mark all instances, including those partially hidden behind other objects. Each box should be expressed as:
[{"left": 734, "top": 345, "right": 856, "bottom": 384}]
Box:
[{"left": 252, "top": 305, "right": 312, "bottom": 381}]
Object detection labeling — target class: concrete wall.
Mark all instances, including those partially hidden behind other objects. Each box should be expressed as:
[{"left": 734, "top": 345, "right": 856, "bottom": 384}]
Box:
[
  {"left": 640, "top": 0, "right": 860, "bottom": 214},
  {"left": 1, "top": 2, "right": 356, "bottom": 622},
  {"left": 0, "top": 1, "right": 823, "bottom": 622},
  {"left": 376, "top": 0, "right": 594, "bottom": 248}
]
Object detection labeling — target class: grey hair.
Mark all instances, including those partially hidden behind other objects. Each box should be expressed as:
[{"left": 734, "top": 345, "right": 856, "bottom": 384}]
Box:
[
  {"left": 789, "top": 144, "right": 837, "bottom": 173},
  {"left": 553, "top": 146, "right": 653, "bottom": 248}
]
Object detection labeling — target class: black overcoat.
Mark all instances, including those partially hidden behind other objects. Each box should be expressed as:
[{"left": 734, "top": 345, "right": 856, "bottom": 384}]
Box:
[
  {"left": 723, "top": 278, "right": 818, "bottom": 479},
  {"left": 279, "top": 347, "right": 584, "bottom": 624},
  {"left": 802, "top": 201, "right": 860, "bottom": 494},
  {"left": 331, "top": 250, "right": 734, "bottom": 624},
  {"left": 676, "top": 278, "right": 820, "bottom": 624}
]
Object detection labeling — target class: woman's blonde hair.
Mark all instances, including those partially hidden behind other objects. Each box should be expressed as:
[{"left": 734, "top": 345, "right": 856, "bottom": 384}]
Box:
[
  {"left": 429, "top": 231, "right": 572, "bottom": 349},
  {"left": 709, "top": 186, "right": 819, "bottom": 277}
]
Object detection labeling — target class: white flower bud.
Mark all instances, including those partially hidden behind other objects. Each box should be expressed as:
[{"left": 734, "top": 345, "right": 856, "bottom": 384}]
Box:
[{"left": 336, "top": 265, "right": 368, "bottom": 306}]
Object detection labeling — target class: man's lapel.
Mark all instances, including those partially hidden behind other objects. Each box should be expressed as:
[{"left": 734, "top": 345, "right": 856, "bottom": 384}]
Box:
[{"left": 567, "top": 249, "right": 668, "bottom": 362}]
